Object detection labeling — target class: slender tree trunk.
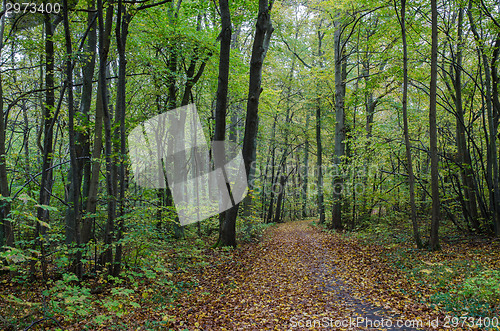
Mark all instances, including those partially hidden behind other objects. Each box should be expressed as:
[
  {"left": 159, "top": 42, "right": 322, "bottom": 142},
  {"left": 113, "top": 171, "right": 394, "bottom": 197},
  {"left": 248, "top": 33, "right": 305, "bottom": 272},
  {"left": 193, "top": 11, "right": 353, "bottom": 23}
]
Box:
[
  {"left": 316, "top": 29, "right": 325, "bottom": 225},
  {"left": 316, "top": 102, "right": 325, "bottom": 224},
  {"left": 84, "top": 3, "right": 112, "bottom": 244},
  {"left": 35, "top": 14, "right": 58, "bottom": 279},
  {"left": 399, "top": 0, "right": 422, "bottom": 248},
  {"left": 97, "top": 0, "right": 117, "bottom": 269},
  {"left": 113, "top": 0, "right": 130, "bottom": 277},
  {"left": 429, "top": 0, "right": 440, "bottom": 251},
  {"left": 468, "top": 2, "right": 500, "bottom": 235},
  {"left": 332, "top": 22, "right": 346, "bottom": 230},
  {"left": 490, "top": 35, "right": 500, "bottom": 235},
  {"left": 453, "top": 7, "right": 479, "bottom": 231},
  {"left": 164, "top": 2, "right": 186, "bottom": 240},
  {"left": 271, "top": 58, "right": 294, "bottom": 223},
  {"left": 0, "top": 77, "right": 12, "bottom": 248},
  {"left": 80, "top": 2, "right": 98, "bottom": 244},
  {"left": 266, "top": 142, "right": 276, "bottom": 223},
  {"left": 0, "top": 0, "right": 13, "bottom": 248},
  {"left": 302, "top": 114, "right": 310, "bottom": 218},
  {"left": 273, "top": 173, "right": 286, "bottom": 223},
  {"left": 63, "top": 0, "right": 83, "bottom": 277}
]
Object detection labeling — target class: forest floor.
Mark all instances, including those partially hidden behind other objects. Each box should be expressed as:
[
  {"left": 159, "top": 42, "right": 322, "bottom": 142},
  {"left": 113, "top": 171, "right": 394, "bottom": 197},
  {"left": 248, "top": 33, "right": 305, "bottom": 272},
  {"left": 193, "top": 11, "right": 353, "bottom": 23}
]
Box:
[
  {"left": 157, "top": 220, "right": 445, "bottom": 331},
  {"left": 3, "top": 219, "right": 500, "bottom": 330}
]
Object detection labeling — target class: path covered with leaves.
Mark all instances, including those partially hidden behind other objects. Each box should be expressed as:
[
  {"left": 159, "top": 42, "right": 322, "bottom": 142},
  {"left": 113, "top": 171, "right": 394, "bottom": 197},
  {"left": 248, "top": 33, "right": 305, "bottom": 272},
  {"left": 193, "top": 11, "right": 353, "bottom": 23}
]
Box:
[{"left": 163, "top": 221, "right": 443, "bottom": 330}]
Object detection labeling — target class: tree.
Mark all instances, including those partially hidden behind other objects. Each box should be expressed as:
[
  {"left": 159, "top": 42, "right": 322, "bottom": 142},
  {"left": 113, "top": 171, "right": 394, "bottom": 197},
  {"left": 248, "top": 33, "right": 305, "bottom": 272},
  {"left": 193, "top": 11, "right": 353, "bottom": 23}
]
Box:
[
  {"left": 214, "top": 0, "right": 232, "bottom": 246},
  {"left": 35, "top": 13, "right": 62, "bottom": 279},
  {"left": 79, "top": 0, "right": 98, "bottom": 244},
  {"left": 62, "top": 0, "right": 82, "bottom": 276},
  {"left": 316, "top": 26, "right": 326, "bottom": 225},
  {"left": 331, "top": 15, "right": 347, "bottom": 230},
  {"left": 219, "top": 0, "right": 274, "bottom": 246},
  {"left": 429, "top": 0, "right": 440, "bottom": 250},
  {"left": 85, "top": 0, "right": 113, "bottom": 248},
  {"left": 0, "top": 0, "right": 13, "bottom": 249},
  {"left": 467, "top": 0, "right": 500, "bottom": 236},
  {"left": 97, "top": 0, "right": 117, "bottom": 271},
  {"left": 396, "top": 0, "right": 422, "bottom": 248}
]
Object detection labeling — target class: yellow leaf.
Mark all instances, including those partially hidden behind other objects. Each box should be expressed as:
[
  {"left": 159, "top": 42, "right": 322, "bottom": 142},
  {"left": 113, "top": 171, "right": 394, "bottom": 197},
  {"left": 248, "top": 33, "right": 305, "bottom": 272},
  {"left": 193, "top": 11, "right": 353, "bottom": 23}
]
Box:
[{"left": 420, "top": 269, "right": 432, "bottom": 274}]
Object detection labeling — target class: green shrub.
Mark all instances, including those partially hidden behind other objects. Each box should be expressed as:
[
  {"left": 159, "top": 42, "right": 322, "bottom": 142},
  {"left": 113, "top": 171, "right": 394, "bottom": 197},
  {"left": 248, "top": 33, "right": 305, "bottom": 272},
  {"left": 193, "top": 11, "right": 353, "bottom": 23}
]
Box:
[
  {"left": 100, "top": 287, "right": 140, "bottom": 318},
  {"left": 458, "top": 270, "right": 500, "bottom": 304},
  {"left": 43, "top": 273, "right": 93, "bottom": 321}
]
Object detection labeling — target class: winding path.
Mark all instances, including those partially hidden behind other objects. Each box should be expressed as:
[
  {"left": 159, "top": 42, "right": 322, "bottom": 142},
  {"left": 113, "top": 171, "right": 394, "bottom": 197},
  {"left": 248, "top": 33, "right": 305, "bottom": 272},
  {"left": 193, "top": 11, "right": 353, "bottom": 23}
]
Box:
[{"left": 169, "top": 220, "right": 428, "bottom": 330}]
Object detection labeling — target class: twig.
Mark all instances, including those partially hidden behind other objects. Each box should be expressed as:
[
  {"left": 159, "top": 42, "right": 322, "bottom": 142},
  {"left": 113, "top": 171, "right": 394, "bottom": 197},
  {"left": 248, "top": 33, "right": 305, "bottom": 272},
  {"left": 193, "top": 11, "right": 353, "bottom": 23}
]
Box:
[{"left": 24, "top": 316, "right": 61, "bottom": 330}]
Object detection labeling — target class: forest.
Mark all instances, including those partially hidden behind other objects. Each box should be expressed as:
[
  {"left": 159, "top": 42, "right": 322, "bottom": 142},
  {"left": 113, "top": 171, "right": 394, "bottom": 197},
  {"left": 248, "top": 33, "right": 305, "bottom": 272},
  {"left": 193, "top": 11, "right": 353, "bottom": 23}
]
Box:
[{"left": 1, "top": 0, "right": 500, "bottom": 329}]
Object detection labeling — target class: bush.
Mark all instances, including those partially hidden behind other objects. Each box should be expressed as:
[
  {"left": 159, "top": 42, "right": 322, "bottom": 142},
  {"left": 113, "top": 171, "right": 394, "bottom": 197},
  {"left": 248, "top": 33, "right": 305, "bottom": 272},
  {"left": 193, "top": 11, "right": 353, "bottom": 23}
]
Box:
[
  {"left": 458, "top": 270, "right": 500, "bottom": 304},
  {"left": 43, "top": 273, "right": 93, "bottom": 321}
]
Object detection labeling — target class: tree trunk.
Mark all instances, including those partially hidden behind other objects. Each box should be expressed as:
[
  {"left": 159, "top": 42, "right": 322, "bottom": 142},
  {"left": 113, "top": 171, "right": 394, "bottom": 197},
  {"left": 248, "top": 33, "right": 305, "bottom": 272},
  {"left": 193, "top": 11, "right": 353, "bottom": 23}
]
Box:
[
  {"left": 80, "top": 2, "right": 98, "bottom": 244},
  {"left": 220, "top": 0, "right": 274, "bottom": 246},
  {"left": 63, "top": 0, "right": 83, "bottom": 277},
  {"left": 490, "top": 35, "right": 500, "bottom": 235},
  {"left": 429, "top": 0, "right": 440, "bottom": 251},
  {"left": 112, "top": 0, "right": 130, "bottom": 277},
  {"left": 35, "top": 14, "right": 58, "bottom": 279},
  {"left": 0, "top": 0, "right": 13, "bottom": 248},
  {"left": 213, "top": 0, "right": 232, "bottom": 247},
  {"left": 399, "top": 0, "right": 422, "bottom": 249},
  {"left": 97, "top": 0, "right": 117, "bottom": 270},
  {"left": 468, "top": 5, "right": 500, "bottom": 235},
  {"left": 332, "top": 22, "right": 346, "bottom": 230},
  {"left": 316, "top": 29, "right": 325, "bottom": 225},
  {"left": 453, "top": 7, "right": 479, "bottom": 231},
  {"left": 302, "top": 114, "right": 310, "bottom": 218},
  {"left": 84, "top": 3, "right": 113, "bottom": 244},
  {"left": 316, "top": 102, "right": 325, "bottom": 224},
  {"left": 266, "top": 139, "right": 276, "bottom": 223},
  {"left": 273, "top": 173, "right": 286, "bottom": 223}
]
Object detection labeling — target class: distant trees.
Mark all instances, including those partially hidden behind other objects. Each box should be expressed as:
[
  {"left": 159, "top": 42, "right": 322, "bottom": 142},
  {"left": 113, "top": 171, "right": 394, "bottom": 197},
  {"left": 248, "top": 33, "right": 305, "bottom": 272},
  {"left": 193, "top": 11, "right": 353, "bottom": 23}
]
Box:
[{"left": 263, "top": 0, "right": 500, "bottom": 248}]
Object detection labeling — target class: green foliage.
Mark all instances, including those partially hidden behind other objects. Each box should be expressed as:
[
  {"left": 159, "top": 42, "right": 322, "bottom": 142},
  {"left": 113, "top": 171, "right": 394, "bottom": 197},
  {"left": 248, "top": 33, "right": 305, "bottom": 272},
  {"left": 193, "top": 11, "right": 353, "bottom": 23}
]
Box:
[
  {"left": 43, "top": 273, "right": 93, "bottom": 321},
  {"left": 237, "top": 216, "right": 273, "bottom": 242},
  {"left": 100, "top": 287, "right": 140, "bottom": 318},
  {"left": 412, "top": 260, "right": 500, "bottom": 317},
  {"left": 0, "top": 246, "right": 39, "bottom": 283},
  {"left": 457, "top": 270, "right": 500, "bottom": 305}
]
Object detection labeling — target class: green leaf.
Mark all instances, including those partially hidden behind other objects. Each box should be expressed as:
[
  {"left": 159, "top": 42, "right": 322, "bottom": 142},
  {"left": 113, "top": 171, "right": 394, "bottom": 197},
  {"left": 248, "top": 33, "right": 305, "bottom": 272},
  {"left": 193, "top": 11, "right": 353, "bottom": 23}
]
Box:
[{"left": 35, "top": 204, "right": 58, "bottom": 212}]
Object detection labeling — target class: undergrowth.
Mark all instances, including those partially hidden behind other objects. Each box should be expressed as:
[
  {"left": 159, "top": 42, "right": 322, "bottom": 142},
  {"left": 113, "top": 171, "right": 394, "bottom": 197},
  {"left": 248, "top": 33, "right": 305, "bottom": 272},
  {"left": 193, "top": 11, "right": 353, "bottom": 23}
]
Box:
[
  {"left": 342, "top": 216, "right": 500, "bottom": 325},
  {"left": 0, "top": 216, "right": 272, "bottom": 330}
]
